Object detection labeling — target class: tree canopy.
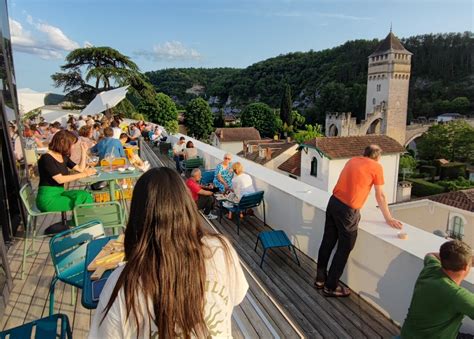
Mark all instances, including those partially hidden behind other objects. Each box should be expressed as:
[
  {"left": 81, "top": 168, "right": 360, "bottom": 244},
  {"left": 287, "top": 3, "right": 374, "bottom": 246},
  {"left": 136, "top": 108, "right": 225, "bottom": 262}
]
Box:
[
  {"left": 240, "top": 103, "right": 281, "bottom": 138},
  {"left": 417, "top": 120, "right": 474, "bottom": 163},
  {"left": 184, "top": 98, "right": 214, "bottom": 139}
]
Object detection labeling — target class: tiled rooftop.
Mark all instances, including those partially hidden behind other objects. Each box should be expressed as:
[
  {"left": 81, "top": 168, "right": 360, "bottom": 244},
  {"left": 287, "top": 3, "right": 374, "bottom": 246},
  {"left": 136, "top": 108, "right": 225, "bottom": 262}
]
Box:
[
  {"left": 278, "top": 150, "right": 301, "bottom": 176},
  {"left": 214, "top": 127, "right": 261, "bottom": 142},
  {"left": 428, "top": 188, "right": 474, "bottom": 212}
]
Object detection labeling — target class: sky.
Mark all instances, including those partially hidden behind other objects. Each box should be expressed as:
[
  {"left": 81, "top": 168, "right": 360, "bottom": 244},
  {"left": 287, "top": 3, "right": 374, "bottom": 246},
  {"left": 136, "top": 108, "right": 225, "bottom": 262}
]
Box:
[{"left": 7, "top": 0, "right": 474, "bottom": 93}]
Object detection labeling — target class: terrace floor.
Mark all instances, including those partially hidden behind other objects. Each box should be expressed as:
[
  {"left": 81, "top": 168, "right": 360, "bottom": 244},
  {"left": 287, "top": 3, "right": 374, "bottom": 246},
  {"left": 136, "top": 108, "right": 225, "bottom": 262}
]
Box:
[{"left": 0, "top": 143, "right": 401, "bottom": 338}]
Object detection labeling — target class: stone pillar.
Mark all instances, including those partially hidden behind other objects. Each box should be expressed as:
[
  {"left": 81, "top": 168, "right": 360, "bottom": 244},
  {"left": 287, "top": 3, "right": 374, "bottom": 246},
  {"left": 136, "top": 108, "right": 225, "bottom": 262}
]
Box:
[{"left": 396, "top": 181, "right": 412, "bottom": 202}]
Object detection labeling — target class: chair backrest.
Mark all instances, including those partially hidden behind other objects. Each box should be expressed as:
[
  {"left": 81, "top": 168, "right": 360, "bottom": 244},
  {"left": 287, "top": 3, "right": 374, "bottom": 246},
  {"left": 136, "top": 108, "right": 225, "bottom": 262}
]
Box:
[
  {"left": 50, "top": 220, "right": 105, "bottom": 286},
  {"left": 19, "top": 184, "right": 40, "bottom": 215},
  {"left": 183, "top": 157, "right": 204, "bottom": 169},
  {"left": 238, "top": 191, "right": 264, "bottom": 209},
  {"left": 0, "top": 313, "right": 72, "bottom": 339},
  {"left": 200, "top": 169, "right": 215, "bottom": 185},
  {"left": 73, "top": 202, "right": 124, "bottom": 231},
  {"left": 159, "top": 142, "right": 172, "bottom": 154},
  {"left": 24, "top": 149, "right": 38, "bottom": 165},
  {"left": 100, "top": 157, "right": 127, "bottom": 167}
]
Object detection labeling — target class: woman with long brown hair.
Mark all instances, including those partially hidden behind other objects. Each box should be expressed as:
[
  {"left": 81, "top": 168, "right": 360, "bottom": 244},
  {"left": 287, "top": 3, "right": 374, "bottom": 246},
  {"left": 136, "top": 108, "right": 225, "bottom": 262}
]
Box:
[{"left": 90, "top": 167, "right": 248, "bottom": 338}]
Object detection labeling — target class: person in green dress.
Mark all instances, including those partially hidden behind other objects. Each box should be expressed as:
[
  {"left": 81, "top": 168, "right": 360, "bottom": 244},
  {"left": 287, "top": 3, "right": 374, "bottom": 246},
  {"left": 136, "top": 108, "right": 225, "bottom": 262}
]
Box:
[
  {"left": 36, "top": 130, "right": 97, "bottom": 212},
  {"left": 401, "top": 240, "right": 474, "bottom": 339}
]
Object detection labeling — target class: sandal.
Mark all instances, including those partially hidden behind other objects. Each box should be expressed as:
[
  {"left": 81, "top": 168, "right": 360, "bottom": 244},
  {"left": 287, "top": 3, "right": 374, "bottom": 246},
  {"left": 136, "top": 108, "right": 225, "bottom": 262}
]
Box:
[
  {"left": 314, "top": 280, "right": 325, "bottom": 289},
  {"left": 323, "top": 285, "right": 351, "bottom": 298}
]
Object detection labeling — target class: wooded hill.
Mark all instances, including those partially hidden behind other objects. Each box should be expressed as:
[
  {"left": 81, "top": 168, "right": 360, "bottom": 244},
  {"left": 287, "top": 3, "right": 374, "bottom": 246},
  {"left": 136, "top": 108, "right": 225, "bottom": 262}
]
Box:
[{"left": 145, "top": 32, "right": 473, "bottom": 124}]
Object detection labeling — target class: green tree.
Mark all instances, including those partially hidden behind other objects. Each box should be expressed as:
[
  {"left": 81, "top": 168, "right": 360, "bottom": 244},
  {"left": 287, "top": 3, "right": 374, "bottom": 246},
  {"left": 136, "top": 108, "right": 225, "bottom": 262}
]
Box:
[
  {"left": 214, "top": 109, "right": 225, "bottom": 128},
  {"left": 417, "top": 120, "right": 474, "bottom": 163},
  {"left": 240, "top": 103, "right": 280, "bottom": 138},
  {"left": 450, "top": 97, "right": 470, "bottom": 114},
  {"left": 280, "top": 84, "right": 293, "bottom": 126},
  {"left": 399, "top": 154, "right": 418, "bottom": 179},
  {"left": 137, "top": 93, "right": 179, "bottom": 133},
  {"left": 294, "top": 124, "right": 324, "bottom": 144},
  {"left": 185, "top": 98, "right": 214, "bottom": 139},
  {"left": 292, "top": 110, "right": 305, "bottom": 129}
]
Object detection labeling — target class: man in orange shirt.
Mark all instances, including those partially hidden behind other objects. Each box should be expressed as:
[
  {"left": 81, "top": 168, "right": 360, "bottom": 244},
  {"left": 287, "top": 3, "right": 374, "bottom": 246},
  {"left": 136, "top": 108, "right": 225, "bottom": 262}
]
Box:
[{"left": 315, "top": 144, "right": 403, "bottom": 297}]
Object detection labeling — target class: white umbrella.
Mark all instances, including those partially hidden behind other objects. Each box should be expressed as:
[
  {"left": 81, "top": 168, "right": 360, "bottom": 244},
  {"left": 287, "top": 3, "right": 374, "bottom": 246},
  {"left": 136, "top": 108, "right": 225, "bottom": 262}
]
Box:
[
  {"left": 17, "top": 88, "right": 47, "bottom": 114},
  {"left": 80, "top": 85, "right": 129, "bottom": 116}
]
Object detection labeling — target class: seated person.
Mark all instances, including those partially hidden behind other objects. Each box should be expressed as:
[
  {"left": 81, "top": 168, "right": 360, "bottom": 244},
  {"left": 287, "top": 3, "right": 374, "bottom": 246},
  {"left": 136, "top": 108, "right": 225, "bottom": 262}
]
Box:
[
  {"left": 172, "top": 136, "right": 186, "bottom": 171},
  {"left": 111, "top": 120, "right": 122, "bottom": 139},
  {"left": 36, "top": 130, "right": 96, "bottom": 212},
  {"left": 186, "top": 168, "right": 217, "bottom": 220},
  {"left": 227, "top": 162, "right": 255, "bottom": 219},
  {"left": 184, "top": 141, "right": 198, "bottom": 160},
  {"left": 119, "top": 133, "right": 129, "bottom": 146},
  {"left": 401, "top": 240, "right": 474, "bottom": 339},
  {"left": 70, "top": 125, "right": 96, "bottom": 164},
  {"left": 90, "top": 127, "right": 126, "bottom": 161},
  {"left": 128, "top": 124, "right": 141, "bottom": 145},
  {"left": 213, "top": 153, "right": 234, "bottom": 193}
]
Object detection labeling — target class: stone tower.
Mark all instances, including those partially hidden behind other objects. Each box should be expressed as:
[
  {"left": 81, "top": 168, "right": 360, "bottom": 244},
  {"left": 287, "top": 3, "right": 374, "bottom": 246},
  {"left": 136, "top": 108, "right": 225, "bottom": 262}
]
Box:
[{"left": 365, "top": 31, "right": 412, "bottom": 145}]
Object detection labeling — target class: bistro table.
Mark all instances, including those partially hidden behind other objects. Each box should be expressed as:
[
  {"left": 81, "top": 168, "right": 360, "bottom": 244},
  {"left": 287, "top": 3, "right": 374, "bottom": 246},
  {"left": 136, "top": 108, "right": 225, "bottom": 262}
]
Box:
[
  {"left": 82, "top": 236, "right": 119, "bottom": 309},
  {"left": 79, "top": 166, "right": 142, "bottom": 201}
]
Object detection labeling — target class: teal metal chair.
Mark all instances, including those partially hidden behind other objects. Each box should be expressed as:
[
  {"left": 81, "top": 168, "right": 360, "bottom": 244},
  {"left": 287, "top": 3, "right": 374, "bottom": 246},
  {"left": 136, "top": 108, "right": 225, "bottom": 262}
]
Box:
[
  {"left": 255, "top": 230, "right": 300, "bottom": 268},
  {"left": 200, "top": 169, "right": 216, "bottom": 185},
  {"left": 219, "top": 191, "right": 266, "bottom": 234},
  {"left": 73, "top": 201, "right": 126, "bottom": 234},
  {"left": 180, "top": 157, "right": 204, "bottom": 176},
  {"left": 19, "top": 184, "right": 68, "bottom": 280},
  {"left": 49, "top": 220, "right": 105, "bottom": 315},
  {"left": 0, "top": 313, "right": 72, "bottom": 339}
]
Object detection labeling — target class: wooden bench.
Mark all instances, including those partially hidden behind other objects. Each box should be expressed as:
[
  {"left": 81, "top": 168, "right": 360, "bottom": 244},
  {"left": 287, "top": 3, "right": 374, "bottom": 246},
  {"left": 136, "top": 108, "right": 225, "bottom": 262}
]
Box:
[
  {"left": 219, "top": 191, "right": 265, "bottom": 234},
  {"left": 255, "top": 230, "right": 300, "bottom": 268}
]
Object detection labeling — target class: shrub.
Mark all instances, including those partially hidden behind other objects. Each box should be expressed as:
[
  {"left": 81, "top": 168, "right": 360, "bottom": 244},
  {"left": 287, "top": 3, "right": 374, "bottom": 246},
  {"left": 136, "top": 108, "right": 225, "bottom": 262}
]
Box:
[
  {"left": 438, "top": 177, "right": 474, "bottom": 191},
  {"left": 408, "top": 178, "right": 445, "bottom": 197},
  {"left": 440, "top": 162, "right": 466, "bottom": 180},
  {"left": 419, "top": 165, "right": 437, "bottom": 179}
]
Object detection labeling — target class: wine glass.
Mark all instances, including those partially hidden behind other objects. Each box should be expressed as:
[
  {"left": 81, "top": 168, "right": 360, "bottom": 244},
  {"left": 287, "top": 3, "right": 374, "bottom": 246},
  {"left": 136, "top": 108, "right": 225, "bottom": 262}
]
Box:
[{"left": 109, "top": 149, "right": 116, "bottom": 171}]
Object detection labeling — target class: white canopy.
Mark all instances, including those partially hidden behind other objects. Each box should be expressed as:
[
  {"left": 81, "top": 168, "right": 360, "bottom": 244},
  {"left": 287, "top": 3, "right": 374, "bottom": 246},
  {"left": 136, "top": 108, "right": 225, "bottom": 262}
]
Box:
[
  {"left": 41, "top": 107, "right": 79, "bottom": 125},
  {"left": 80, "top": 86, "right": 129, "bottom": 116},
  {"left": 17, "top": 88, "right": 47, "bottom": 114}
]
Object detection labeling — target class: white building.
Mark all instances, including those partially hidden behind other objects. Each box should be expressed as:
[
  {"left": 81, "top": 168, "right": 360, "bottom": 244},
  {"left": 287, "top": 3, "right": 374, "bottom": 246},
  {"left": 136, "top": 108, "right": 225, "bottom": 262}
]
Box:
[
  {"left": 211, "top": 127, "right": 261, "bottom": 154},
  {"left": 391, "top": 189, "right": 474, "bottom": 247},
  {"left": 300, "top": 135, "right": 405, "bottom": 208}
]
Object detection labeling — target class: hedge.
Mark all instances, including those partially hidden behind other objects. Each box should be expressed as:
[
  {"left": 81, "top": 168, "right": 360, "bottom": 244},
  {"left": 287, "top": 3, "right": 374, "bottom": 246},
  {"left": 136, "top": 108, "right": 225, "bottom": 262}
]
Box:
[
  {"left": 419, "top": 165, "right": 437, "bottom": 178},
  {"left": 408, "top": 178, "right": 446, "bottom": 197}
]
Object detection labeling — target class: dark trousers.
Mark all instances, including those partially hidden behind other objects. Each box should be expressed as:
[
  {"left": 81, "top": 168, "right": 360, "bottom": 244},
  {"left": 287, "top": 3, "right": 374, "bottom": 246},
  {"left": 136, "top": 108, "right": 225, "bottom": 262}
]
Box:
[
  {"left": 317, "top": 195, "right": 360, "bottom": 290},
  {"left": 197, "top": 195, "right": 213, "bottom": 215},
  {"left": 174, "top": 155, "right": 184, "bottom": 171}
]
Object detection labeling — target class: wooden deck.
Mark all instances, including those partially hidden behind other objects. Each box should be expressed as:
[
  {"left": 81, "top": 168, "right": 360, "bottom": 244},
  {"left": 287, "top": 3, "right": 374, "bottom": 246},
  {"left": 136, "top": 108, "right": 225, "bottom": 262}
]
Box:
[
  {"left": 0, "top": 143, "right": 400, "bottom": 338},
  {"left": 151, "top": 144, "right": 400, "bottom": 338}
]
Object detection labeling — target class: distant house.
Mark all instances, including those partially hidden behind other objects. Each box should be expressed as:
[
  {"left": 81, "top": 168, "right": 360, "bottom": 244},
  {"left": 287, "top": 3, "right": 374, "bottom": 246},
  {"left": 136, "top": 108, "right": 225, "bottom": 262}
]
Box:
[
  {"left": 300, "top": 135, "right": 405, "bottom": 208},
  {"left": 211, "top": 127, "right": 261, "bottom": 154},
  {"left": 390, "top": 189, "right": 474, "bottom": 247},
  {"left": 237, "top": 139, "right": 298, "bottom": 171},
  {"left": 278, "top": 151, "right": 301, "bottom": 179}
]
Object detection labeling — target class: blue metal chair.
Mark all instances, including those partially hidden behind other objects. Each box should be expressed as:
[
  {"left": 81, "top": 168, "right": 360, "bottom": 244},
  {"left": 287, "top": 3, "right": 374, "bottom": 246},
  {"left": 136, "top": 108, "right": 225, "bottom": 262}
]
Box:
[
  {"left": 255, "top": 230, "right": 300, "bottom": 268},
  {"left": 49, "top": 220, "right": 105, "bottom": 315},
  {"left": 200, "top": 169, "right": 216, "bottom": 185},
  {"left": 219, "top": 191, "right": 266, "bottom": 234},
  {"left": 0, "top": 313, "right": 72, "bottom": 339}
]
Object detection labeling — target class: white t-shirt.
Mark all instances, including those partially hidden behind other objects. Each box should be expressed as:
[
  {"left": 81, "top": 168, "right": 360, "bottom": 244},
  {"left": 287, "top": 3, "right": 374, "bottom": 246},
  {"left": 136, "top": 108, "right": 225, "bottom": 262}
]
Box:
[
  {"left": 231, "top": 173, "right": 255, "bottom": 200},
  {"left": 112, "top": 127, "right": 122, "bottom": 139},
  {"left": 173, "top": 142, "right": 186, "bottom": 154},
  {"left": 89, "top": 236, "right": 248, "bottom": 339}
]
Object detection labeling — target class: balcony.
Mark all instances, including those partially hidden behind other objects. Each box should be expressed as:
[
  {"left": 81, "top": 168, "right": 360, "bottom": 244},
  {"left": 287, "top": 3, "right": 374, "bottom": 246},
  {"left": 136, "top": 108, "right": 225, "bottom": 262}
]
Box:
[{"left": 2, "top": 136, "right": 473, "bottom": 337}]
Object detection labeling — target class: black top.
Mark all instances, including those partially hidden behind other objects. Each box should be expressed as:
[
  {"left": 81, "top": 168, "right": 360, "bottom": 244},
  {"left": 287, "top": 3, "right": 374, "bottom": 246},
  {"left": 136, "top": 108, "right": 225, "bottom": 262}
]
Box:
[{"left": 38, "top": 153, "right": 76, "bottom": 187}]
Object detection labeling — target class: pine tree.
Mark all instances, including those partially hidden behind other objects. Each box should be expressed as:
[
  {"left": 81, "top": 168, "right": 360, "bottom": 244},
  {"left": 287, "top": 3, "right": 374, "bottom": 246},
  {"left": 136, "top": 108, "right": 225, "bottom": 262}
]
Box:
[{"left": 280, "top": 84, "right": 293, "bottom": 126}]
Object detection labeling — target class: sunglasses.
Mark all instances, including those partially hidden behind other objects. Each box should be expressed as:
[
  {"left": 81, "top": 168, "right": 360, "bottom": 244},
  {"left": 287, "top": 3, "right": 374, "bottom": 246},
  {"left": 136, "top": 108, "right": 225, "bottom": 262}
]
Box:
[{"left": 224, "top": 157, "right": 231, "bottom": 160}]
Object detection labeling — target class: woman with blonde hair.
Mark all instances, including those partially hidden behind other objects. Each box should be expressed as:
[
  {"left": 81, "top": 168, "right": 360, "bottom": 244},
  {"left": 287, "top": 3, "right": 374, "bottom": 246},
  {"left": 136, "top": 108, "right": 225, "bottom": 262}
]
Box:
[
  {"left": 90, "top": 167, "right": 248, "bottom": 338},
  {"left": 227, "top": 162, "right": 255, "bottom": 219}
]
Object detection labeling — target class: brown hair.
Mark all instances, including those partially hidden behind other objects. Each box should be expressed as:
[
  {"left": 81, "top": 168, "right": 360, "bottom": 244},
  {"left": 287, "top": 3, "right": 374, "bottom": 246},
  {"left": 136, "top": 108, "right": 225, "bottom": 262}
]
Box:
[
  {"left": 440, "top": 240, "right": 472, "bottom": 271},
  {"left": 102, "top": 167, "right": 232, "bottom": 337},
  {"left": 79, "top": 125, "right": 93, "bottom": 138},
  {"left": 48, "top": 130, "right": 78, "bottom": 156},
  {"left": 363, "top": 144, "right": 382, "bottom": 160},
  {"left": 186, "top": 141, "right": 194, "bottom": 148},
  {"left": 103, "top": 127, "right": 114, "bottom": 138}
]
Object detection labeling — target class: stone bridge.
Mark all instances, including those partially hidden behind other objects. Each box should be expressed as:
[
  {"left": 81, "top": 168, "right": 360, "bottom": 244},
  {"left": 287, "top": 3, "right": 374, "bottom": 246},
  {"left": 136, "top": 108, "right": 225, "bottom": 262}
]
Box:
[{"left": 404, "top": 118, "right": 474, "bottom": 146}]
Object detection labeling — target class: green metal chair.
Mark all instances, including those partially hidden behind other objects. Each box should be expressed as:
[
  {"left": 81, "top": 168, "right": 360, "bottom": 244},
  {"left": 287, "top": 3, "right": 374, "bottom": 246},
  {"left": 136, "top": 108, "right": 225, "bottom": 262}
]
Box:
[
  {"left": 73, "top": 201, "right": 126, "bottom": 235},
  {"left": 0, "top": 313, "right": 72, "bottom": 339},
  {"left": 49, "top": 220, "right": 105, "bottom": 315},
  {"left": 180, "top": 157, "right": 204, "bottom": 176},
  {"left": 19, "top": 183, "right": 68, "bottom": 280}
]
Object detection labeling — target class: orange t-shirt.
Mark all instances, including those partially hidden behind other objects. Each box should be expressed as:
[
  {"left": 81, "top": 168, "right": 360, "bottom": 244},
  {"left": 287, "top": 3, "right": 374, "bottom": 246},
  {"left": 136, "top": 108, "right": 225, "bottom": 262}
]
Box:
[{"left": 333, "top": 157, "right": 384, "bottom": 210}]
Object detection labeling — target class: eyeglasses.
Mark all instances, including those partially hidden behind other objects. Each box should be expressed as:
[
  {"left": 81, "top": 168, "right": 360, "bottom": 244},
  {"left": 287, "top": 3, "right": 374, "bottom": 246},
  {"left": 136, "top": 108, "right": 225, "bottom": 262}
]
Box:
[{"left": 224, "top": 157, "right": 231, "bottom": 160}]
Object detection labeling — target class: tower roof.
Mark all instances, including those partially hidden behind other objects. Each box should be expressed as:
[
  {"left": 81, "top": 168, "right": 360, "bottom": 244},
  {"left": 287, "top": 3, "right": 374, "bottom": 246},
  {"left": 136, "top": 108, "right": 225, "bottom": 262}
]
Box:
[{"left": 370, "top": 32, "right": 412, "bottom": 56}]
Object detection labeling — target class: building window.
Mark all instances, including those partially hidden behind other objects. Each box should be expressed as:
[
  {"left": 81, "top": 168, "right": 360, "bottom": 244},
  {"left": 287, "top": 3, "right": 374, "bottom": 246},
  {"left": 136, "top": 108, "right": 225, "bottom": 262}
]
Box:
[
  {"left": 376, "top": 84, "right": 381, "bottom": 92},
  {"left": 310, "top": 157, "right": 317, "bottom": 177},
  {"left": 372, "top": 98, "right": 376, "bottom": 105},
  {"left": 448, "top": 216, "right": 464, "bottom": 240}
]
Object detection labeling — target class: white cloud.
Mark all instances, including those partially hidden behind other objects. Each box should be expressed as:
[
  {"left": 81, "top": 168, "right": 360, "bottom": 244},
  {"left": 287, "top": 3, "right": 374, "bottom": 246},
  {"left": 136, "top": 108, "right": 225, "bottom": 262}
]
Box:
[
  {"left": 136, "top": 41, "right": 202, "bottom": 62},
  {"left": 9, "top": 16, "right": 79, "bottom": 60}
]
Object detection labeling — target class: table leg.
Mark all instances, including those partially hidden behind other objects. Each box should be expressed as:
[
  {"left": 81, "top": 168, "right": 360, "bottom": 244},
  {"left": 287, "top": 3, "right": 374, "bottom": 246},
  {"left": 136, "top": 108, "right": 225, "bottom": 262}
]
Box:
[{"left": 109, "top": 180, "right": 116, "bottom": 201}]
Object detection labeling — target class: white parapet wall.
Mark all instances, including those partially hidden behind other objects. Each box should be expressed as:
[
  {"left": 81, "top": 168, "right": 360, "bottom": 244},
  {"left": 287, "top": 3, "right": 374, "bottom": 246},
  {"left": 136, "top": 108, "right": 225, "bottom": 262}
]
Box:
[{"left": 169, "top": 134, "right": 474, "bottom": 332}]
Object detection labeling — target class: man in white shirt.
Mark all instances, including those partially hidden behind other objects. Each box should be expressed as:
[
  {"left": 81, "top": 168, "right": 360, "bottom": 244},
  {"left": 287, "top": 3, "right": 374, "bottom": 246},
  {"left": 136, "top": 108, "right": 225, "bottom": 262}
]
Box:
[
  {"left": 110, "top": 121, "right": 122, "bottom": 139},
  {"left": 173, "top": 136, "right": 186, "bottom": 171}
]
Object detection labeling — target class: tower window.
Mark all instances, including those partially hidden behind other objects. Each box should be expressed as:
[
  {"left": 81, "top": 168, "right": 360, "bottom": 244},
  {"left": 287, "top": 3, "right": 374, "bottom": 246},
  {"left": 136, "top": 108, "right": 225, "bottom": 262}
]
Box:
[
  {"left": 372, "top": 98, "right": 376, "bottom": 105},
  {"left": 376, "top": 84, "right": 381, "bottom": 92},
  {"left": 310, "top": 157, "right": 318, "bottom": 177}
]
